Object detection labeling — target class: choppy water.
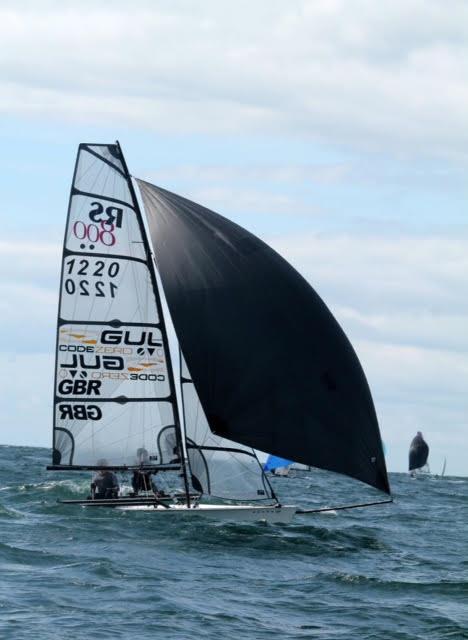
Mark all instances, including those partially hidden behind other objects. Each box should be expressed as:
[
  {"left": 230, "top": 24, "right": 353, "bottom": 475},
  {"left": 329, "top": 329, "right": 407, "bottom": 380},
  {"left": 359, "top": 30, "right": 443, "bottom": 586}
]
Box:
[{"left": 0, "top": 445, "right": 467, "bottom": 639}]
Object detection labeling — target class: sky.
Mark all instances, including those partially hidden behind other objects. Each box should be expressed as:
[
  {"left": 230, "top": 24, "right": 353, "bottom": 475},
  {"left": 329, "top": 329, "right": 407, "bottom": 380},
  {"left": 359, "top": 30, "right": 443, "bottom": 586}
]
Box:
[{"left": 0, "top": 0, "right": 467, "bottom": 477}]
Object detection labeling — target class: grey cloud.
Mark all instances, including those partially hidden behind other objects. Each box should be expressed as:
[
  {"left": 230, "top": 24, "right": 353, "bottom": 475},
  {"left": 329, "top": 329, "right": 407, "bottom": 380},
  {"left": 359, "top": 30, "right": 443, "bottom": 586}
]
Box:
[
  {"left": 270, "top": 232, "right": 468, "bottom": 350},
  {"left": 1, "top": 1, "right": 467, "bottom": 157}
]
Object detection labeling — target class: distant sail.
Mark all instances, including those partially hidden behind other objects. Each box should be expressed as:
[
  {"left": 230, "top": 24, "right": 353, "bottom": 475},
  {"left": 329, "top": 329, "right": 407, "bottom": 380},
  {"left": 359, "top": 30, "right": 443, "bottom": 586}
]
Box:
[
  {"left": 52, "top": 144, "right": 184, "bottom": 469},
  {"left": 264, "top": 455, "right": 293, "bottom": 472},
  {"left": 137, "top": 180, "right": 390, "bottom": 494},
  {"left": 408, "top": 432, "right": 429, "bottom": 471}
]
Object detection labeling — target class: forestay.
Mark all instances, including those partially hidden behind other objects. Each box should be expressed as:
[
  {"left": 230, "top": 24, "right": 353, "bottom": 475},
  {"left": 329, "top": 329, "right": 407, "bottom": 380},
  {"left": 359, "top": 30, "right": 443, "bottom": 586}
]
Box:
[
  {"left": 179, "top": 352, "right": 274, "bottom": 502},
  {"left": 52, "top": 144, "right": 181, "bottom": 469}
]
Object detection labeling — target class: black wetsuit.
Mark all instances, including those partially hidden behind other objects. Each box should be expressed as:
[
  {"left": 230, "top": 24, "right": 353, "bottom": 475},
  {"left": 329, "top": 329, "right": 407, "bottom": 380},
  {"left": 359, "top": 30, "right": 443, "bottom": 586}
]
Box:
[
  {"left": 132, "top": 471, "right": 153, "bottom": 495},
  {"left": 91, "top": 471, "right": 119, "bottom": 499}
]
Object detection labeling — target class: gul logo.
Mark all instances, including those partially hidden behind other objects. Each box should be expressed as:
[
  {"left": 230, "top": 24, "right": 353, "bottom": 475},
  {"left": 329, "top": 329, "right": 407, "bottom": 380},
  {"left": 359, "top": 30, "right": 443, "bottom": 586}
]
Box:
[
  {"left": 60, "top": 329, "right": 97, "bottom": 345},
  {"left": 101, "top": 330, "right": 162, "bottom": 348},
  {"left": 136, "top": 347, "right": 163, "bottom": 357},
  {"left": 126, "top": 357, "right": 166, "bottom": 381},
  {"left": 61, "top": 354, "right": 124, "bottom": 370},
  {"left": 127, "top": 359, "right": 163, "bottom": 373}
]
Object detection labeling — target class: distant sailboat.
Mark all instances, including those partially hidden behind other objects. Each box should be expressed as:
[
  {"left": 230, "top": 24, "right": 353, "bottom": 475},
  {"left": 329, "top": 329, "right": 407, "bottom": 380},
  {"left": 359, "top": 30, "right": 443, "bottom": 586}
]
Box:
[
  {"left": 48, "top": 142, "right": 391, "bottom": 522},
  {"left": 290, "top": 463, "right": 313, "bottom": 475},
  {"left": 264, "top": 455, "right": 293, "bottom": 477},
  {"left": 409, "top": 431, "right": 430, "bottom": 475},
  {"left": 441, "top": 457, "right": 447, "bottom": 477},
  {"left": 434, "top": 457, "right": 447, "bottom": 479}
]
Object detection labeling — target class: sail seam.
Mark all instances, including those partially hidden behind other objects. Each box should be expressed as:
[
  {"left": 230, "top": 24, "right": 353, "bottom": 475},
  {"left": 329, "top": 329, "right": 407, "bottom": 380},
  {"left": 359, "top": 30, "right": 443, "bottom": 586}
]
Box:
[
  {"left": 57, "top": 319, "right": 161, "bottom": 328},
  {"left": 71, "top": 187, "right": 135, "bottom": 209},
  {"left": 63, "top": 248, "right": 147, "bottom": 265},
  {"left": 54, "top": 396, "right": 173, "bottom": 403}
]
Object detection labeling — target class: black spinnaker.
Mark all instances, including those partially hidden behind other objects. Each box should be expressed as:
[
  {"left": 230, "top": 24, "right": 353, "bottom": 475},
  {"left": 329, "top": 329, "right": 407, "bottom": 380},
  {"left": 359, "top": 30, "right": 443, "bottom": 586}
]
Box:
[
  {"left": 409, "top": 432, "right": 429, "bottom": 471},
  {"left": 137, "top": 180, "right": 390, "bottom": 495}
]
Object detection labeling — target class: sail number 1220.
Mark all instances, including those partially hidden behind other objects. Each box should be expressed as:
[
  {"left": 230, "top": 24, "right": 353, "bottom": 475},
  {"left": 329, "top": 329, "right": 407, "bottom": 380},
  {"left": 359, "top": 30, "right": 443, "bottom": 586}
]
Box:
[{"left": 64, "top": 259, "right": 119, "bottom": 298}]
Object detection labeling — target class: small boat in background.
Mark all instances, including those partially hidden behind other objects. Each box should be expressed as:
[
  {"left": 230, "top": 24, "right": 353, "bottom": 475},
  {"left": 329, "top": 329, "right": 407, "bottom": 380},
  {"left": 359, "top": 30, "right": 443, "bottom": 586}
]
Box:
[
  {"left": 409, "top": 431, "right": 430, "bottom": 476},
  {"left": 434, "top": 458, "right": 447, "bottom": 479},
  {"left": 263, "top": 455, "right": 293, "bottom": 477},
  {"left": 441, "top": 457, "right": 447, "bottom": 477},
  {"left": 290, "top": 463, "right": 313, "bottom": 476}
]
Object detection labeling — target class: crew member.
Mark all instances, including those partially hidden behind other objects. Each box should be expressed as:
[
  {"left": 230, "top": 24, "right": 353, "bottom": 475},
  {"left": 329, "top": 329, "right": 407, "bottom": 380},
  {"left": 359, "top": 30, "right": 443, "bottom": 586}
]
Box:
[{"left": 91, "top": 459, "right": 119, "bottom": 499}]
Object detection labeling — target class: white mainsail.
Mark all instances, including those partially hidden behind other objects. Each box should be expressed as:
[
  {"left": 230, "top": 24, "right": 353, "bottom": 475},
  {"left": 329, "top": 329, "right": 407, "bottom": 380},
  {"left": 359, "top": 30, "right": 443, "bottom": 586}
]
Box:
[{"left": 53, "top": 143, "right": 184, "bottom": 471}]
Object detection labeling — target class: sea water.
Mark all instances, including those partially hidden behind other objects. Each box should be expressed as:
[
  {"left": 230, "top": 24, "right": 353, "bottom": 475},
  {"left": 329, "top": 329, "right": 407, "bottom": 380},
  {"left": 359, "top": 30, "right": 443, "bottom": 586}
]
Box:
[{"left": 0, "top": 445, "right": 466, "bottom": 639}]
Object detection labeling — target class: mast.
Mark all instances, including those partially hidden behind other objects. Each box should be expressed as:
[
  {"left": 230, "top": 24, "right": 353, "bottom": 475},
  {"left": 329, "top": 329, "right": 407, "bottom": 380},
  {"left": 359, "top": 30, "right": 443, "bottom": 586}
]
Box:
[{"left": 117, "top": 142, "right": 191, "bottom": 505}]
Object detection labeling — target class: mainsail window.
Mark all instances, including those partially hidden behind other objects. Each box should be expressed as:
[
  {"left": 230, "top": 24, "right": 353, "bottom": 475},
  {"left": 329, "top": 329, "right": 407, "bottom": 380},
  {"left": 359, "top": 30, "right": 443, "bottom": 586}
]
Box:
[{"left": 180, "top": 353, "right": 274, "bottom": 502}]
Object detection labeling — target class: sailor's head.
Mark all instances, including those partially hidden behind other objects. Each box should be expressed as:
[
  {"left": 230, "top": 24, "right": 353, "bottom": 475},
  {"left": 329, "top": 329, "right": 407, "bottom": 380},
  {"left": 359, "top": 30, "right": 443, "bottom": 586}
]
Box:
[
  {"left": 136, "top": 447, "right": 149, "bottom": 463},
  {"left": 96, "top": 458, "right": 108, "bottom": 471},
  {"left": 417, "top": 431, "right": 422, "bottom": 437}
]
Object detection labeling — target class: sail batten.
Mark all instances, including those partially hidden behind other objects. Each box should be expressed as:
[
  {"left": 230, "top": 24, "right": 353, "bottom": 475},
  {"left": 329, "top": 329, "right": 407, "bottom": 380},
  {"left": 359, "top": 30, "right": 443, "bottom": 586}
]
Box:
[{"left": 138, "top": 179, "right": 390, "bottom": 495}]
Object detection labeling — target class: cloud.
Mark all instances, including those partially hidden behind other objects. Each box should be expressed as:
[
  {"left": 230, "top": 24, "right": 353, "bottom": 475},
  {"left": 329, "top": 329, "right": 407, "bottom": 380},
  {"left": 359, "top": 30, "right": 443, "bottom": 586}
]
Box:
[
  {"left": 338, "top": 307, "right": 468, "bottom": 353},
  {"left": 0, "top": 352, "right": 53, "bottom": 448},
  {"left": 144, "top": 164, "right": 351, "bottom": 188},
  {"left": 140, "top": 164, "right": 350, "bottom": 217},
  {"left": 1, "top": 1, "right": 468, "bottom": 157},
  {"left": 0, "top": 241, "right": 60, "bottom": 353},
  {"left": 0, "top": 240, "right": 60, "bottom": 288},
  {"left": 271, "top": 232, "right": 468, "bottom": 318}
]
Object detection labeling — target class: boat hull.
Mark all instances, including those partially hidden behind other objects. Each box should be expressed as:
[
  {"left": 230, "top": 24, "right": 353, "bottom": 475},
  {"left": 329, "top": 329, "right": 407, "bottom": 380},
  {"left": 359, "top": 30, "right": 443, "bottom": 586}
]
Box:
[{"left": 116, "top": 503, "right": 297, "bottom": 523}]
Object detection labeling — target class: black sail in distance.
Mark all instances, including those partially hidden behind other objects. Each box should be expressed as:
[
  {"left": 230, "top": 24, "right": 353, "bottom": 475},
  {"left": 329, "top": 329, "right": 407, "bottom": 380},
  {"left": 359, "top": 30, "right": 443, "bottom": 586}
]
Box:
[
  {"left": 409, "top": 432, "right": 429, "bottom": 471},
  {"left": 137, "top": 180, "right": 390, "bottom": 494}
]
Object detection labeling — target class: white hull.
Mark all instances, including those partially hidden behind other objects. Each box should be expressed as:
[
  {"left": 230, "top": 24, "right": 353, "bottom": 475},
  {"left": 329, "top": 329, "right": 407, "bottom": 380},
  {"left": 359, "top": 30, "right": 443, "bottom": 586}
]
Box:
[{"left": 116, "top": 503, "right": 297, "bottom": 523}]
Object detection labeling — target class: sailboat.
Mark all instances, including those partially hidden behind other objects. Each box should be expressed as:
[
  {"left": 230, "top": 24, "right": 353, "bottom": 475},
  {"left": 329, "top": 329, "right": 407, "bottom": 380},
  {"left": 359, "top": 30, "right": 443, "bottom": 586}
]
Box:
[
  {"left": 409, "top": 431, "right": 430, "bottom": 476},
  {"left": 441, "top": 457, "right": 447, "bottom": 477},
  {"left": 263, "top": 455, "right": 293, "bottom": 477},
  {"left": 48, "top": 142, "right": 391, "bottom": 523},
  {"left": 290, "top": 463, "right": 313, "bottom": 476}
]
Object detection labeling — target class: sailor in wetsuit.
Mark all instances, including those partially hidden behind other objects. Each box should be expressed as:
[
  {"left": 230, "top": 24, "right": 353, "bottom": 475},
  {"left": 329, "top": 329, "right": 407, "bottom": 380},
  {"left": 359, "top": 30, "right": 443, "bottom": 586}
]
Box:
[
  {"left": 90, "top": 460, "right": 119, "bottom": 499},
  {"left": 131, "top": 447, "right": 155, "bottom": 496}
]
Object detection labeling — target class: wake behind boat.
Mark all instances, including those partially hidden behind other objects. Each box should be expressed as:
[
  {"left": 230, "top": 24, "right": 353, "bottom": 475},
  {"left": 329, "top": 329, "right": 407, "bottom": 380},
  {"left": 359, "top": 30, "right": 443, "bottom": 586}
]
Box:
[{"left": 47, "top": 142, "right": 391, "bottom": 523}]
